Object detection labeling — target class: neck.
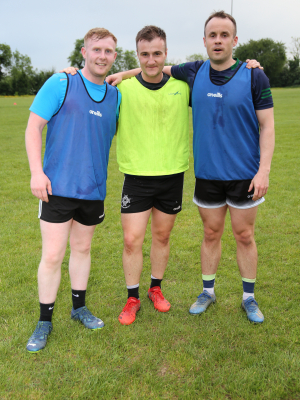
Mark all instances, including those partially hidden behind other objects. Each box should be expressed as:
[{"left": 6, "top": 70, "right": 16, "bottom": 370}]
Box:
[
  {"left": 81, "top": 67, "right": 105, "bottom": 85},
  {"left": 141, "top": 71, "right": 164, "bottom": 84},
  {"left": 209, "top": 57, "right": 236, "bottom": 71}
]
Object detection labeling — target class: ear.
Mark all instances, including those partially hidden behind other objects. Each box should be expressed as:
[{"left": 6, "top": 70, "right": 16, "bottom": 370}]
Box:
[
  {"left": 233, "top": 36, "right": 238, "bottom": 47},
  {"left": 81, "top": 47, "right": 86, "bottom": 59},
  {"left": 114, "top": 51, "right": 117, "bottom": 61},
  {"left": 165, "top": 48, "right": 168, "bottom": 58},
  {"left": 203, "top": 37, "right": 207, "bottom": 48}
]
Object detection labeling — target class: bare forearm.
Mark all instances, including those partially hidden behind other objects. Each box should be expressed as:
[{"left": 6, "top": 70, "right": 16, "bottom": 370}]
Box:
[
  {"left": 26, "top": 127, "right": 44, "bottom": 174},
  {"left": 162, "top": 66, "right": 172, "bottom": 76},
  {"left": 258, "top": 125, "right": 275, "bottom": 174}
]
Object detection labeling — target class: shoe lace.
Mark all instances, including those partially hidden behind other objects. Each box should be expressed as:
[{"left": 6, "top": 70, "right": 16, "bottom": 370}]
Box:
[
  {"left": 197, "top": 292, "right": 211, "bottom": 304},
  {"left": 151, "top": 287, "right": 164, "bottom": 301},
  {"left": 32, "top": 323, "right": 50, "bottom": 339},
  {"left": 123, "top": 298, "right": 139, "bottom": 312},
  {"left": 244, "top": 298, "right": 258, "bottom": 313}
]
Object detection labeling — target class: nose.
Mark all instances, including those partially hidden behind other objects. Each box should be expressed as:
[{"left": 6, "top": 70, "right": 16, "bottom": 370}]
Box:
[
  {"left": 147, "top": 56, "right": 156, "bottom": 65},
  {"left": 98, "top": 50, "right": 106, "bottom": 59}
]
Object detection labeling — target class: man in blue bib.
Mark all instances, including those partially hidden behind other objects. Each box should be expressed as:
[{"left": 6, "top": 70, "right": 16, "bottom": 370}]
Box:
[
  {"left": 169, "top": 11, "right": 275, "bottom": 323},
  {"left": 25, "top": 28, "right": 121, "bottom": 352}
]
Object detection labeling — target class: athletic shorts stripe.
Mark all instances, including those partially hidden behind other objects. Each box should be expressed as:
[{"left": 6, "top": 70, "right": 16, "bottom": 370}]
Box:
[
  {"left": 38, "top": 199, "right": 42, "bottom": 218},
  {"left": 193, "top": 178, "right": 266, "bottom": 210}
]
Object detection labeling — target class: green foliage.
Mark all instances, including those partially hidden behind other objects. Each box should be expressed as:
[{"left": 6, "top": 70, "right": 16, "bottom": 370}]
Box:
[
  {"left": 109, "top": 47, "right": 138, "bottom": 74},
  {"left": 0, "top": 43, "right": 12, "bottom": 81},
  {"left": 290, "top": 37, "right": 300, "bottom": 59},
  {"left": 275, "top": 57, "right": 300, "bottom": 87},
  {"left": 0, "top": 44, "right": 55, "bottom": 95},
  {"left": 1, "top": 90, "right": 300, "bottom": 399},
  {"left": 234, "top": 38, "right": 286, "bottom": 86},
  {"left": 186, "top": 53, "right": 208, "bottom": 62},
  {"left": 67, "top": 38, "right": 139, "bottom": 73},
  {"left": 67, "top": 38, "right": 84, "bottom": 68}
]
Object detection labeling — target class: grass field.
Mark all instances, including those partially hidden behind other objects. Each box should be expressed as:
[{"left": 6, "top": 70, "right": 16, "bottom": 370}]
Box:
[{"left": 0, "top": 89, "right": 299, "bottom": 400}]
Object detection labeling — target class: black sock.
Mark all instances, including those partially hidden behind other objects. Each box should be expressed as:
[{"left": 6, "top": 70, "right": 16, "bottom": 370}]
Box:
[
  {"left": 39, "top": 302, "right": 55, "bottom": 322},
  {"left": 150, "top": 277, "right": 162, "bottom": 289},
  {"left": 72, "top": 289, "right": 86, "bottom": 310},
  {"left": 127, "top": 286, "right": 139, "bottom": 299}
]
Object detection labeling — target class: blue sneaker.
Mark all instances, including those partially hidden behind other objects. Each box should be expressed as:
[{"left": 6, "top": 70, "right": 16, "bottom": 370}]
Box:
[
  {"left": 26, "top": 321, "right": 53, "bottom": 353},
  {"left": 71, "top": 306, "right": 104, "bottom": 330},
  {"left": 189, "top": 290, "right": 216, "bottom": 315},
  {"left": 242, "top": 297, "right": 264, "bottom": 323}
]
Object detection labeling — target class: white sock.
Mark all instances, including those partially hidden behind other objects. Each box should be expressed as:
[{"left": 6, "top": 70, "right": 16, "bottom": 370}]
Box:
[
  {"left": 243, "top": 292, "right": 254, "bottom": 301},
  {"left": 204, "top": 287, "right": 215, "bottom": 295}
]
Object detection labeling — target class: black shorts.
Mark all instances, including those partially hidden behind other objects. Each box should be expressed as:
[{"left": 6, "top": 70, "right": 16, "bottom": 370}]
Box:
[
  {"left": 121, "top": 173, "right": 184, "bottom": 214},
  {"left": 38, "top": 195, "right": 105, "bottom": 226},
  {"left": 193, "top": 178, "right": 265, "bottom": 209}
]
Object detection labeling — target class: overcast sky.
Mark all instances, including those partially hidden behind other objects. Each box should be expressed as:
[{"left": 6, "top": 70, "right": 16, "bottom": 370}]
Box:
[{"left": 1, "top": 0, "right": 299, "bottom": 71}]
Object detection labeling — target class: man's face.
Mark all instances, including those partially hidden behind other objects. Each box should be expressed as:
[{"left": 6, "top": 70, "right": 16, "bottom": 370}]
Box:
[
  {"left": 203, "top": 17, "right": 238, "bottom": 66},
  {"left": 137, "top": 37, "right": 167, "bottom": 83},
  {"left": 81, "top": 36, "right": 117, "bottom": 80}
]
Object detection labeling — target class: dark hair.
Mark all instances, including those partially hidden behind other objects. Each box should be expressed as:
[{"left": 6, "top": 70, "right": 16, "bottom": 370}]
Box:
[
  {"left": 204, "top": 11, "right": 237, "bottom": 37},
  {"left": 135, "top": 25, "right": 167, "bottom": 49}
]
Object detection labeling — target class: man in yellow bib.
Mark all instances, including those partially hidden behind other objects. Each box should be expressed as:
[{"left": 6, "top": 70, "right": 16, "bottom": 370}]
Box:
[
  {"left": 62, "top": 26, "right": 190, "bottom": 325},
  {"left": 116, "top": 26, "right": 190, "bottom": 324}
]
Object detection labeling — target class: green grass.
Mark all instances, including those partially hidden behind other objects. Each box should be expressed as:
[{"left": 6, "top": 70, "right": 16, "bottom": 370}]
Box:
[{"left": 0, "top": 89, "right": 300, "bottom": 400}]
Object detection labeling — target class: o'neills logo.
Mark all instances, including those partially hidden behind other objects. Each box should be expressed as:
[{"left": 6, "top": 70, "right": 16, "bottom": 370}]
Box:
[
  {"left": 89, "top": 110, "right": 102, "bottom": 117},
  {"left": 207, "top": 93, "right": 222, "bottom": 98}
]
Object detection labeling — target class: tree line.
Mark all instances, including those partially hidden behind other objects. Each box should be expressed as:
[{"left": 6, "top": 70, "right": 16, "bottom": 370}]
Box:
[
  {"left": 0, "top": 44, "right": 55, "bottom": 96},
  {"left": 0, "top": 37, "right": 299, "bottom": 96}
]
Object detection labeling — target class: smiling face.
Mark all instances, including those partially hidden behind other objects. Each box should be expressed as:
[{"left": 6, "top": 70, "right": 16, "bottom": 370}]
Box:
[
  {"left": 137, "top": 37, "right": 167, "bottom": 83},
  {"left": 203, "top": 17, "right": 238, "bottom": 70},
  {"left": 81, "top": 35, "right": 117, "bottom": 84}
]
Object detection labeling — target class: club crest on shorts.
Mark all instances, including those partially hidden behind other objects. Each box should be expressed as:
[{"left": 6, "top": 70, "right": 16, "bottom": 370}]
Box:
[{"left": 121, "top": 194, "right": 131, "bottom": 209}]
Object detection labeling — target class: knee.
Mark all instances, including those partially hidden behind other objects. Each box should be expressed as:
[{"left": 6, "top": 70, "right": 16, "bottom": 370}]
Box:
[
  {"left": 70, "top": 237, "right": 91, "bottom": 256},
  {"left": 41, "top": 251, "right": 64, "bottom": 270},
  {"left": 123, "top": 233, "right": 141, "bottom": 254},
  {"left": 234, "top": 229, "right": 254, "bottom": 246},
  {"left": 152, "top": 229, "right": 171, "bottom": 247},
  {"left": 203, "top": 227, "right": 222, "bottom": 243}
]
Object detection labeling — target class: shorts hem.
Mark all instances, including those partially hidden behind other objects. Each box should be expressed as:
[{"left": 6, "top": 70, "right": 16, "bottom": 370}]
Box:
[
  {"left": 227, "top": 197, "right": 265, "bottom": 209},
  {"left": 39, "top": 216, "right": 73, "bottom": 223},
  {"left": 193, "top": 197, "right": 226, "bottom": 209}
]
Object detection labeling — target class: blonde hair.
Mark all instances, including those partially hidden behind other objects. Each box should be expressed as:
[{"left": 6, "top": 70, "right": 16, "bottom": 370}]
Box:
[{"left": 84, "top": 28, "right": 117, "bottom": 47}]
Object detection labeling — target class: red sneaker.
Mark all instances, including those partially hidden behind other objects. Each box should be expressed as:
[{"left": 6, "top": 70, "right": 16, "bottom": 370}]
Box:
[
  {"left": 118, "top": 297, "right": 141, "bottom": 325},
  {"left": 147, "top": 286, "right": 171, "bottom": 312}
]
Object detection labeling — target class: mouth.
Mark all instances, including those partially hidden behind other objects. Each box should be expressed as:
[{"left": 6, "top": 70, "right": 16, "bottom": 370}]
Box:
[
  {"left": 96, "top": 63, "right": 106, "bottom": 66},
  {"left": 213, "top": 48, "right": 223, "bottom": 54}
]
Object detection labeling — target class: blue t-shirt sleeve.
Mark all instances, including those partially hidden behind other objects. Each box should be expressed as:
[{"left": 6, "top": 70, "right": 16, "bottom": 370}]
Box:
[
  {"left": 252, "top": 69, "right": 273, "bottom": 110},
  {"left": 116, "top": 87, "right": 121, "bottom": 120},
  {"left": 29, "top": 73, "right": 67, "bottom": 121},
  {"left": 171, "top": 61, "right": 204, "bottom": 91}
]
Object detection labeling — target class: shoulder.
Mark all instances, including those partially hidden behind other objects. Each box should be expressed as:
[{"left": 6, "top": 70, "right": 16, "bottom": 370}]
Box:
[
  {"left": 117, "top": 76, "right": 137, "bottom": 89},
  {"left": 169, "top": 76, "right": 189, "bottom": 90},
  {"left": 44, "top": 72, "right": 68, "bottom": 87},
  {"left": 172, "top": 60, "right": 204, "bottom": 79},
  {"left": 251, "top": 68, "right": 271, "bottom": 84}
]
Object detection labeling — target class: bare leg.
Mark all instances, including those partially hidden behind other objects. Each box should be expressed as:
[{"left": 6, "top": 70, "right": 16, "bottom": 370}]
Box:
[
  {"left": 38, "top": 219, "right": 72, "bottom": 304},
  {"left": 150, "top": 208, "right": 177, "bottom": 279},
  {"left": 229, "top": 206, "right": 258, "bottom": 279},
  {"left": 198, "top": 206, "right": 228, "bottom": 275},
  {"left": 69, "top": 220, "right": 96, "bottom": 290},
  {"left": 121, "top": 209, "right": 152, "bottom": 286}
]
